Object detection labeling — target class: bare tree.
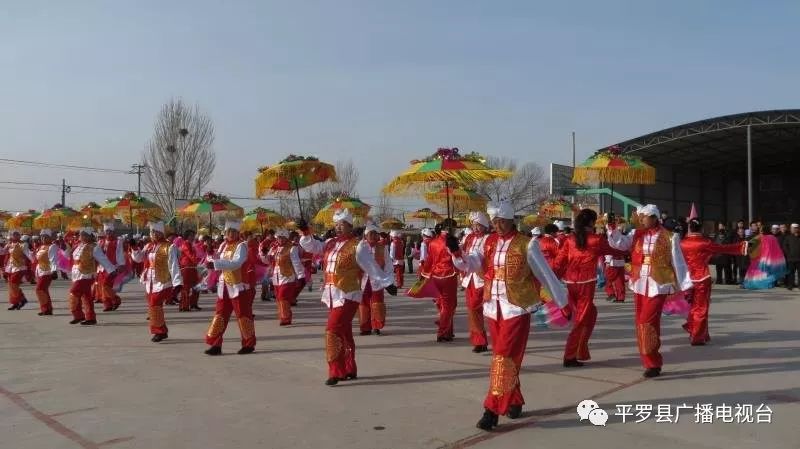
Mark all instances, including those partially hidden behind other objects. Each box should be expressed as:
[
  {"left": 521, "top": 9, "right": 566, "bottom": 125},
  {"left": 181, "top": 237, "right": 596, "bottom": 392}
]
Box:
[
  {"left": 374, "top": 193, "right": 394, "bottom": 222},
  {"left": 473, "top": 156, "right": 548, "bottom": 213},
  {"left": 142, "top": 98, "right": 216, "bottom": 217}
]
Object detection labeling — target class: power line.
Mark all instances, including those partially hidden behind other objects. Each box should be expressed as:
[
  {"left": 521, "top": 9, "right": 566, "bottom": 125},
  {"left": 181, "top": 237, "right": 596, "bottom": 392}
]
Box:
[{"left": 0, "top": 158, "right": 130, "bottom": 174}]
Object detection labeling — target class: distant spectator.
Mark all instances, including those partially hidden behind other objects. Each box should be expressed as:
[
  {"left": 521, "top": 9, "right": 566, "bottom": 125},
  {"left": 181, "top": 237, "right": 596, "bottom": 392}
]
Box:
[
  {"left": 714, "top": 223, "right": 733, "bottom": 284},
  {"left": 782, "top": 224, "right": 800, "bottom": 290}
]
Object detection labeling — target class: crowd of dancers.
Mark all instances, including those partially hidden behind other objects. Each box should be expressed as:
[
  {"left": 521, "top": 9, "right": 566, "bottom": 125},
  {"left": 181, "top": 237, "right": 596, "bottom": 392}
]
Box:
[{"left": 3, "top": 201, "right": 772, "bottom": 431}]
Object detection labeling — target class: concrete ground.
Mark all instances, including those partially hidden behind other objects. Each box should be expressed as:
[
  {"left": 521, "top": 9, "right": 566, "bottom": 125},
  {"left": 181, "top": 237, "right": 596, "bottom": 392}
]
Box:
[{"left": 1, "top": 274, "right": 798, "bottom": 449}]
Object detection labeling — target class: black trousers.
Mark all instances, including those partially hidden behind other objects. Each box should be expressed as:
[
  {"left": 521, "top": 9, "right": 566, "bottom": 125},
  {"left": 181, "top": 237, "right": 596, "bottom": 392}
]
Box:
[
  {"left": 406, "top": 257, "right": 414, "bottom": 274},
  {"left": 785, "top": 261, "right": 800, "bottom": 288},
  {"left": 715, "top": 263, "right": 732, "bottom": 284}
]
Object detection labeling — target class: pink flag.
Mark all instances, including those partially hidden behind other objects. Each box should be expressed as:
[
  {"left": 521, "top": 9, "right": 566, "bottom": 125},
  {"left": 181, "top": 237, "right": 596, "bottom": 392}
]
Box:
[{"left": 688, "top": 203, "right": 698, "bottom": 220}]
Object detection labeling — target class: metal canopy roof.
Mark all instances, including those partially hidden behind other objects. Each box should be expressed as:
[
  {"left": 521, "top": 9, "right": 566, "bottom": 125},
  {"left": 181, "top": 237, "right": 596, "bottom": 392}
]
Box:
[{"left": 607, "top": 110, "right": 800, "bottom": 173}]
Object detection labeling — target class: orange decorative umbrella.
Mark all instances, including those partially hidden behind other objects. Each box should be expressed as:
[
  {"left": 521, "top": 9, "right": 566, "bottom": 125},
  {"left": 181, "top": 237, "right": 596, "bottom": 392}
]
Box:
[
  {"left": 538, "top": 198, "right": 577, "bottom": 218},
  {"left": 254, "top": 155, "right": 337, "bottom": 219}
]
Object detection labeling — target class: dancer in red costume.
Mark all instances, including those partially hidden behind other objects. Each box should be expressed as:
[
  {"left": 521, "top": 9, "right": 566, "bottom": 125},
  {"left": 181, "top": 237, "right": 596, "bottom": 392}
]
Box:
[
  {"left": 460, "top": 211, "right": 491, "bottom": 353},
  {"left": 358, "top": 222, "right": 393, "bottom": 335},
  {"left": 389, "top": 230, "right": 406, "bottom": 288},
  {"left": 607, "top": 205, "right": 693, "bottom": 377},
  {"left": 1, "top": 229, "right": 33, "bottom": 310},
  {"left": 453, "top": 201, "right": 566, "bottom": 431},
  {"left": 33, "top": 229, "right": 58, "bottom": 316},
  {"left": 420, "top": 219, "right": 460, "bottom": 342},
  {"left": 680, "top": 218, "right": 747, "bottom": 345},
  {"left": 265, "top": 228, "right": 304, "bottom": 326},
  {"left": 69, "top": 228, "right": 117, "bottom": 325},
  {"left": 553, "top": 209, "right": 626, "bottom": 367},
  {"left": 140, "top": 221, "right": 182, "bottom": 341},
  {"left": 299, "top": 209, "right": 397, "bottom": 386}
]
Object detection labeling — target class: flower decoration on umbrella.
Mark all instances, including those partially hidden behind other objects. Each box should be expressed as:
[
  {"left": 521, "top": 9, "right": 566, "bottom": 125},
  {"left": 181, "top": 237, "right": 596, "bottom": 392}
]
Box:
[
  {"left": 572, "top": 145, "right": 656, "bottom": 186},
  {"left": 537, "top": 198, "right": 577, "bottom": 218},
  {"left": 254, "top": 155, "right": 338, "bottom": 219},
  {"left": 313, "top": 196, "right": 371, "bottom": 227},
  {"left": 383, "top": 147, "right": 512, "bottom": 219},
  {"left": 79, "top": 202, "right": 114, "bottom": 221},
  {"left": 34, "top": 204, "right": 80, "bottom": 231},
  {"left": 405, "top": 207, "right": 443, "bottom": 227},
  {"left": 242, "top": 207, "right": 285, "bottom": 233}
]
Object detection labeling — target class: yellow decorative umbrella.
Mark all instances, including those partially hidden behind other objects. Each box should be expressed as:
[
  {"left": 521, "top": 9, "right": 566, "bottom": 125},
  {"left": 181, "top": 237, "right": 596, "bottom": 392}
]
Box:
[
  {"left": 242, "top": 208, "right": 286, "bottom": 233},
  {"left": 313, "top": 196, "right": 371, "bottom": 227},
  {"left": 380, "top": 218, "right": 405, "bottom": 230},
  {"left": 254, "top": 155, "right": 337, "bottom": 219},
  {"left": 522, "top": 214, "right": 551, "bottom": 228}
]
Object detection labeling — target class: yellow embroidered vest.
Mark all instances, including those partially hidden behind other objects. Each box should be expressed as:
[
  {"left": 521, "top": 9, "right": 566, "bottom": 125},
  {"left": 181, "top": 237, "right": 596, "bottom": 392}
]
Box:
[
  {"left": 222, "top": 243, "right": 243, "bottom": 285},
  {"left": 37, "top": 244, "right": 52, "bottom": 272},
  {"left": 10, "top": 243, "right": 26, "bottom": 269},
  {"left": 324, "top": 238, "right": 362, "bottom": 293},
  {"left": 483, "top": 234, "right": 540, "bottom": 308},
  {"left": 152, "top": 243, "right": 172, "bottom": 284},
  {"left": 631, "top": 229, "right": 677, "bottom": 287},
  {"left": 277, "top": 245, "right": 296, "bottom": 278},
  {"left": 77, "top": 243, "right": 97, "bottom": 275}
]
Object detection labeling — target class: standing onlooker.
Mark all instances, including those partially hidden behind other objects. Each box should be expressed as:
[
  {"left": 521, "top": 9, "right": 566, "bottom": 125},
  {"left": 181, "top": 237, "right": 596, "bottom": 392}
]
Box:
[
  {"left": 782, "top": 224, "right": 800, "bottom": 290},
  {"left": 405, "top": 237, "right": 415, "bottom": 274},
  {"left": 713, "top": 223, "right": 732, "bottom": 284}
]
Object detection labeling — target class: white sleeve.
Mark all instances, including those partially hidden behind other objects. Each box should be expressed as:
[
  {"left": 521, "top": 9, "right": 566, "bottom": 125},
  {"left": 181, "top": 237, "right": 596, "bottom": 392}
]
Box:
[
  {"left": 131, "top": 248, "right": 144, "bottom": 263},
  {"left": 389, "top": 242, "right": 396, "bottom": 260},
  {"left": 169, "top": 244, "right": 183, "bottom": 286},
  {"left": 356, "top": 240, "right": 393, "bottom": 288},
  {"left": 92, "top": 245, "right": 117, "bottom": 273},
  {"left": 290, "top": 246, "right": 305, "bottom": 279},
  {"left": 213, "top": 242, "right": 247, "bottom": 271},
  {"left": 116, "top": 238, "right": 125, "bottom": 267},
  {"left": 48, "top": 245, "right": 59, "bottom": 273},
  {"left": 383, "top": 246, "right": 393, "bottom": 275},
  {"left": 299, "top": 235, "right": 325, "bottom": 255},
  {"left": 420, "top": 242, "right": 428, "bottom": 261},
  {"left": 671, "top": 233, "right": 693, "bottom": 291},
  {"left": 527, "top": 238, "right": 567, "bottom": 308},
  {"left": 452, "top": 247, "right": 483, "bottom": 275},
  {"left": 607, "top": 228, "right": 634, "bottom": 251}
]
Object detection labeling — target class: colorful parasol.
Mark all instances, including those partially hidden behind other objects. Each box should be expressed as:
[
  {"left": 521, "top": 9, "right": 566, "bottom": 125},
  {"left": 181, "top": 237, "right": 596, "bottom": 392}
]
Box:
[
  {"left": 453, "top": 213, "right": 470, "bottom": 227},
  {"left": 6, "top": 210, "right": 41, "bottom": 232},
  {"left": 538, "top": 198, "right": 577, "bottom": 218},
  {"left": 34, "top": 204, "right": 80, "bottom": 231},
  {"left": 424, "top": 185, "right": 488, "bottom": 215},
  {"left": 178, "top": 192, "right": 244, "bottom": 229},
  {"left": 405, "top": 207, "right": 443, "bottom": 227},
  {"left": 313, "top": 196, "right": 371, "bottom": 227},
  {"left": 383, "top": 147, "right": 512, "bottom": 218},
  {"left": 254, "top": 155, "right": 338, "bottom": 219},
  {"left": 522, "top": 214, "right": 551, "bottom": 228},
  {"left": 120, "top": 209, "right": 164, "bottom": 228},
  {"left": 66, "top": 215, "right": 103, "bottom": 232},
  {"left": 572, "top": 145, "right": 656, "bottom": 186},
  {"left": 242, "top": 207, "right": 286, "bottom": 233},
  {"left": 380, "top": 218, "right": 405, "bottom": 230},
  {"left": 100, "top": 192, "right": 163, "bottom": 227}
]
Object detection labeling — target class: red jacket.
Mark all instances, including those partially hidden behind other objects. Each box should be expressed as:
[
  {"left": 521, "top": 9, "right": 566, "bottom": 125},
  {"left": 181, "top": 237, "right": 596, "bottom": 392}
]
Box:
[
  {"left": 554, "top": 234, "right": 626, "bottom": 283},
  {"left": 537, "top": 235, "right": 560, "bottom": 269},
  {"left": 244, "top": 239, "right": 260, "bottom": 287},
  {"left": 680, "top": 234, "right": 745, "bottom": 282},
  {"left": 421, "top": 233, "right": 456, "bottom": 278},
  {"left": 179, "top": 240, "right": 199, "bottom": 268}
]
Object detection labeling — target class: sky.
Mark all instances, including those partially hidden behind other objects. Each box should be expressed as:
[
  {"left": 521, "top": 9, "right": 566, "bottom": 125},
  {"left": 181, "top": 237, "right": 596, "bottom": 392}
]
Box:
[{"left": 2, "top": 0, "right": 799, "bottom": 214}]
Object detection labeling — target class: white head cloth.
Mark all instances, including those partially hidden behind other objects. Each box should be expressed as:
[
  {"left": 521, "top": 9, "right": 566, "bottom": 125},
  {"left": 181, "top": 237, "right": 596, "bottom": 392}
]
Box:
[
  {"left": 103, "top": 222, "right": 115, "bottom": 232},
  {"left": 149, "top": 221, "right": 166, "bottom": 234},
  {"left": 39, "top": 229, "right": 53, "bottom": 237},
  {"left": 637, "top": 204, "right": 660, "bottom": 218},
  {"left": 487, "top": 202, "right": 514, "bottom": 220},
  {"left": 421, "top": 228, "right": 434, "bottom": 238},
  {"left": 531, "top": 227, "right": 542, "bottom": 236},
  {"left": 332, "top": 208, "right": 354, "bottom": 225},
  {"left": 469, "top": 211, "right": 490, "bottom": 228},
  {"left": 364, "top": 222, "right": 381, "bottom": 235},
  {"left": 224, "top": 220, "right": 242, "bottom": 232},
  {"left": 275, "top": 228, "right": 290, "bottom": 239}
]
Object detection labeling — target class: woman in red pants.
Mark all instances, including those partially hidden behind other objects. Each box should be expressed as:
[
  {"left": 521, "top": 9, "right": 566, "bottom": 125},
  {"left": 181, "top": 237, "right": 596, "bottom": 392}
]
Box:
[{"left": 554, "top": 209, "right": 626, "bottom": 367}]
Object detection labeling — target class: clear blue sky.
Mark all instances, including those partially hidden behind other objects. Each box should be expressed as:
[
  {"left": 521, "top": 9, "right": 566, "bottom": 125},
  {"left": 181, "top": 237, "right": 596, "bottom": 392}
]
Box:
[{"left": 2, "top": 1, "right": 799, "bottom": 212}]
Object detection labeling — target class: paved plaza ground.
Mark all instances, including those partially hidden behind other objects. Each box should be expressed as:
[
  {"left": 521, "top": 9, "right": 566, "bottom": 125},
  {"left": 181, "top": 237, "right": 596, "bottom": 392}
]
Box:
[{"left": 1, "top": 274, "right": 799, "bottom": 449}]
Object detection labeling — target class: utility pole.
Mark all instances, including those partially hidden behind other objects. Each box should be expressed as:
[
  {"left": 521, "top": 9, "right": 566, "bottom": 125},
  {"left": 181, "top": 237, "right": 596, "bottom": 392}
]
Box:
[
  {"left": 61, "top": 179, "right": 71, "bottom": 205},
  {"left": 130, "top": 164, "right": 147, "bottom": 197}
]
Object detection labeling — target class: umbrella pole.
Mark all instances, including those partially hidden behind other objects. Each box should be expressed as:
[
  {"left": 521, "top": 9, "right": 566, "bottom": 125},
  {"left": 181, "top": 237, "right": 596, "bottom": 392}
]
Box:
[{"left": 445, "top": 181, "right": 452, "bottom": 220}]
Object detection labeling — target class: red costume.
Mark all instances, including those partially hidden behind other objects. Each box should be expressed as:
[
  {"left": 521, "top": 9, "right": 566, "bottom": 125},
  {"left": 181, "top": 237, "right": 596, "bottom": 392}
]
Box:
[
  {"left": 265, "top": 236, "right": 304, "bottom": 325},
  {"left": 1, "top": 239, "right": 33, "bottom": 309},
  {"left": 206, "top": 238, "right": 256, "bottom": 351},
  {"left": 69, "top": 240, "right": 116, "bottom": 324},
  {"left": 461, "top": 230, "right": 489, "bottom": 349},
  {"left": 420, "top": 232, "right": 458, "bottom": 340},
  {"left": 34, "top": 239, "right": 58, "bottom": 315},
  {"left": 140, "top": 239, "right": 182, "bottom": 338},
  {"left": 554, "top": 234, "right": 624, "bottom": 363},
  {"left": 603, "top": 255, "right": 627, "bottom": 302},
  {"left": 359, "top": 237, "right": 392, "bottom": 334},
  {"left": 536, "top": 234, "right": 560, "bottom": 269},
  {"left": 679, "top": 234, "right": 745, "bottom": 344},
  {"left": 389, "top": 234, "right": 405, "bottom": 288},
  {"left": 97, "top": 234, "right": 124, "bottom": 311},
  {"left": 178, "top": 238, "right": 201, "bottom": 311}
]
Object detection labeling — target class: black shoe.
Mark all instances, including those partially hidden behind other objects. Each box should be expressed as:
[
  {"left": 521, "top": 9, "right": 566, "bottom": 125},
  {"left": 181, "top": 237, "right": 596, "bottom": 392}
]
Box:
[
  {"left": 613, "top": 298, "right": 625, "bottom": 303},
  {"left": 80, "top": 319, "right": 97, "bottom": 325},
  {"left": 17, "top": 298, "right": 27, "bottom": 310},
  {"left": 112, "top": 304, "right": 120, "bottom": 311},
  {"left": 360, "top": 330, "right": 372, "bottom": 336},
  {"left": 344, "top": 373, "right": 358, "bottom": 380},
  {"left": 151, "top": 333, "right": 168, "bottom": 342},
  {"left": 325, "top": 377, "right": 340, "bottom": 386},
  {"left": 506, "top": 405, "right": 523, "bottom": 419},
  {"left": 69, "top": 319, "right": 82, "bottom": 324},
  {"left": 38, "top": 311, "right": 53, "bottom": 316},
  {"left": 476, "top": 409, "right": 499, "bottom": 431},
  {"left": 190, "top": 305, "right": 202, "bottom": 311},
  {"left": 472, "top": 345, "right": 488, "bottom": 353},
  {"left": 373, "top": 329, "right": 381, "bottom": 336},
  {"left": 643, "top": 367, "right": 662, "bottom": 378},
  {"left": 606, "top": 296, "right": 615, "bottom": 302},
  {"left": 8, "top": 304, "right": 18, "bottom": 310},
  {"left": 204, "top": 346, "right": 222, "bottom": 356},
  {"left": 237, "top": 347, "right": 255, "bottom": 355},
  {"left": 690, "top": 341, "right": 706, "bottom": 346},
  {"left": 436, "top": 336, "right": 451, "bottom": 343},
  {"left": 563, "top": 359, "right": 585, "bottom": 367}
]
